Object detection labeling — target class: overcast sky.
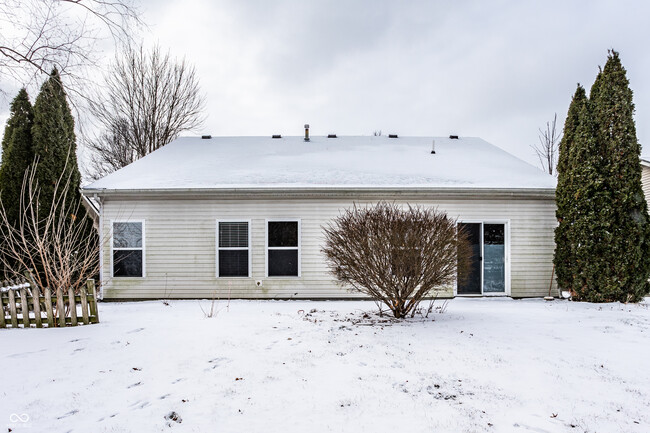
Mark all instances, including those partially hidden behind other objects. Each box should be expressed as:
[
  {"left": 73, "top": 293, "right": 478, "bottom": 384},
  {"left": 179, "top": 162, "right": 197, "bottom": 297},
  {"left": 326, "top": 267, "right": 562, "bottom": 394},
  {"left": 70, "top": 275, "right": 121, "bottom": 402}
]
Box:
[{"left": 3, "top": 0, "right": 650, "bottom": 167}]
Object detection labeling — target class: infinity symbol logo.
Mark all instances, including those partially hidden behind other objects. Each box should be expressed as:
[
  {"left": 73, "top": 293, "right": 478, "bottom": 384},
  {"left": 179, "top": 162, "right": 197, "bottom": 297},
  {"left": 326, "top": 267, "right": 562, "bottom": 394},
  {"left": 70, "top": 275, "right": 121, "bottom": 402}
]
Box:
[{"left": 9, "top": 413, "right": 30, "bottom": 422}]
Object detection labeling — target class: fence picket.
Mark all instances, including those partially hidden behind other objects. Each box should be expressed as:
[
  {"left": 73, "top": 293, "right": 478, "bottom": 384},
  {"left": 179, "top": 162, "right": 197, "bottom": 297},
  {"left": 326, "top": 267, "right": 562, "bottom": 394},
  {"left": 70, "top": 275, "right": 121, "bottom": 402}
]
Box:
[
  {"left": 0, "top": 291, "right": 6, "bottom": 328},
  {"left": 44, "top": 288, "right": 54, "bottom": 327},
  {"left": 68, "top": 287, "right": 78, "bottom": 326},
  {"left": 19, "top": 288, "right": 30, "bottom": 327},
  {"left": 8, "top": 289, "right": 18, "bottom": 328},
  {"left": 55, "top": 287, "right": 65, "bottom": 327},
  {"left": 32, "top": 286, "right": 42, "bottom": 328},
  {"left": 80, "top": 286, "right": 89, "bottom": 325},
  {"left": 87, "top": 280, "right": 99, "bottom": 324}
]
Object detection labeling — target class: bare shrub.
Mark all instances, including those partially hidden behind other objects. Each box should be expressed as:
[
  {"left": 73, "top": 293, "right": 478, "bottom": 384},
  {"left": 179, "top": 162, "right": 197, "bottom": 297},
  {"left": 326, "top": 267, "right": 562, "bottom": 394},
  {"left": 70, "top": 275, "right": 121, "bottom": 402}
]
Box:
[
  {"left": 0, "top": 162, "right": 99, "bottom": 295},
  {"left": 322, "top": 202, "right": 471, "bottom": 319}
]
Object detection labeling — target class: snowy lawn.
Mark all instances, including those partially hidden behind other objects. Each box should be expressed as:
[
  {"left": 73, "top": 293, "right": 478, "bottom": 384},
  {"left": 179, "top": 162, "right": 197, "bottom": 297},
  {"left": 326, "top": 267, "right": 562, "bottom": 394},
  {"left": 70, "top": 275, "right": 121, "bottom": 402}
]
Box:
[{"left": 1, "top": 298, "right": 650, "bottom": 433}]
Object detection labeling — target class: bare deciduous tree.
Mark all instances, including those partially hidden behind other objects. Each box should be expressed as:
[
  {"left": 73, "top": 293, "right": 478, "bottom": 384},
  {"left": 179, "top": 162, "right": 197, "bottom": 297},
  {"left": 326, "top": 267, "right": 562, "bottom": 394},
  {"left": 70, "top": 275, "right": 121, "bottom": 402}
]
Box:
[
  {"left": 87, "top": 44, "right": 206, "bottom": 178},
  {"left": 0, "top": 161, "right": 100, "bottom": 295},
  {"left": 532, "top": 113, "right": 561, "bottom": 176},
  {"left": 322, "top": 202, "right": 471, "bottom": 319},
  {"left": 0, "top": 0, "right": 141, "bottom": 96}
]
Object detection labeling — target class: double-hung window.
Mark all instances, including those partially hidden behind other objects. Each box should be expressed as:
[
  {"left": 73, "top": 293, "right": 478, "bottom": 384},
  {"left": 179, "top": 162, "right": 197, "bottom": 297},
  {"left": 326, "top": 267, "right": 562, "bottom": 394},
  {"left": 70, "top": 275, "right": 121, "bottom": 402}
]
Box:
[
  {"left": 217, "top": 221, "right": 251, "bottom": 277},
  {"left": 112, "top": 221, "right": 144, "bottom": 277},
  {"left": 267, "top": 220, "right": 300, "bottom": 277}
]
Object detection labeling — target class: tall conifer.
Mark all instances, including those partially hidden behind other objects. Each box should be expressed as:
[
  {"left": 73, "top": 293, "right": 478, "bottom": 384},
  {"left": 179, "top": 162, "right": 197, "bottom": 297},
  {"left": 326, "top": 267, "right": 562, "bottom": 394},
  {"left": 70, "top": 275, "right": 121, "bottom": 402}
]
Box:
[
  {"left": 0, "top": 88, "right": 35, "bottom": 276},
  {"left": 554, "top": 85, "right": 587, "bottom": 290},
  {"left": 586, "top": 51, "right": 650, "bottom": 301},
  {"left": 31, "top": 68, "right": 82, "bottom": 221},
  {"left": 0, "top": 88, "right": 35, "bottom": 226},
  {"left": 557, "top": 51, "right": 650, "bottom": 302},
  {"left": 570, "top": 97, "right": 611, "bottom": 300}
]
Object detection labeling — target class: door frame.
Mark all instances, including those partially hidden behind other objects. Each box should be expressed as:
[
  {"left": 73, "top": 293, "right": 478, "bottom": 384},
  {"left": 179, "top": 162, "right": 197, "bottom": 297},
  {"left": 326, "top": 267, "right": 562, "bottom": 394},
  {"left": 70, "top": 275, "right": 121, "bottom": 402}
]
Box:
[{"left": 455, "top": 219, "right": 511, "bottom": 297}]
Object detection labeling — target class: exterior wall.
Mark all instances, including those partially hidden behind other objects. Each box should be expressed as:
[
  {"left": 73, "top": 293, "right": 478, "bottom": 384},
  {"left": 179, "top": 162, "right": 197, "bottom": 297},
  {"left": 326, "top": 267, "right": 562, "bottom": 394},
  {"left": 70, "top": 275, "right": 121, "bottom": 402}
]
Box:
[
  {"left": 98, "top": 195, "right": 557, "bottom": 299},
  {"left": 641, "top": 164, "right": 650, "bottom": 205}
]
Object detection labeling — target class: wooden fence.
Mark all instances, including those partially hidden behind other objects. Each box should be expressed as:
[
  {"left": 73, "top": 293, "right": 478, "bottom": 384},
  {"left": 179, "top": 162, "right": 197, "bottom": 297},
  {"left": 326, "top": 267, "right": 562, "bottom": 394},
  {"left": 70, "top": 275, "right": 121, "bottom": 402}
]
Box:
[{"left": 0, "top": 278, "right": 99, "bottom": 328}]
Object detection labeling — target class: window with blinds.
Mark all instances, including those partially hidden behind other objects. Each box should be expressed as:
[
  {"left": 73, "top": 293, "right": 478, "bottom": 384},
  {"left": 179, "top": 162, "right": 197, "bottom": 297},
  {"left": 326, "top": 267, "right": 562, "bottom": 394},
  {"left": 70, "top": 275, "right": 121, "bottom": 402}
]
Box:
[{"left": 217, "top": 221, "right": 250, "bottom": 277}]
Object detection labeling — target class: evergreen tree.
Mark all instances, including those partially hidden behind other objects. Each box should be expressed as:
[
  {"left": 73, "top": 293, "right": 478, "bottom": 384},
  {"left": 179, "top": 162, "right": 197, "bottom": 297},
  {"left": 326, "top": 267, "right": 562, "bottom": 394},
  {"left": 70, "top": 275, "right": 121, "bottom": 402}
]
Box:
[
  {"left": 2, "top": 118, "right": 13, "bottom": 159},
  {"left": 570, "top": 97, "right": 612, "bottom": 300},
  {"left": 0, "top": 89, "right": 35, "bottom": 226},
  {"left": 31, "top": 68, "right": 82, "bottom": 221},
  {"left": 0, "top": 89, "right": 35, "bottom": 276},
  {"left": 585, "top": 51, "right": 650, "bottom": 302},
  {"left": 557, "top": 51, "right": 650, "bottom": 302},
  {"left": 554, "top": 85, "right": 587, "bottom": 290}
]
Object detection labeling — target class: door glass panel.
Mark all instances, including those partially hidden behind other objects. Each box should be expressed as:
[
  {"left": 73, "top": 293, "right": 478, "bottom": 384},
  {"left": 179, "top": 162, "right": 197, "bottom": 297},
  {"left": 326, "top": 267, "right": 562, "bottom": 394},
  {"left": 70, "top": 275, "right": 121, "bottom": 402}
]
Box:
[
  {"left": 457, "top": 223, "right": 481, "bottom": 294},
  {"left": 483, "top": 224, "right": 505, "bottom": 292}
]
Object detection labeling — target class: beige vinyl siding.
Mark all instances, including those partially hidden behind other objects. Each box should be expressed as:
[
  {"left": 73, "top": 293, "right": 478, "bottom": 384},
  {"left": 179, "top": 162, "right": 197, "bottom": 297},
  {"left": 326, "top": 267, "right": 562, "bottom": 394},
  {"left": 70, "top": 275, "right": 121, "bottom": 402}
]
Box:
[
  {"left": 99, "top": 195, "right": 557, "bottom": 299},
  {"left": 641, "top": 165, "right": 650, "bottom": 205}
]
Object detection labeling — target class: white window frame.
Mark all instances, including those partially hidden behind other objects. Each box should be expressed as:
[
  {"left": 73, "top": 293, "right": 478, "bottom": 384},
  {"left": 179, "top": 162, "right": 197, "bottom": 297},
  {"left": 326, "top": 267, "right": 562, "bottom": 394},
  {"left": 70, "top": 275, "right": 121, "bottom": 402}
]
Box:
[
  {"left": 110, "top": 219, "right": 146, "bottom": 278},
  {"left": 265, "top": 218, "right": 301, "bottom": 278},
  {"left": 455, "top": 219, "right": 510, "bottom": 296},
  {"left": 216, "top": 219, "right": 252, "bottom": 278}
]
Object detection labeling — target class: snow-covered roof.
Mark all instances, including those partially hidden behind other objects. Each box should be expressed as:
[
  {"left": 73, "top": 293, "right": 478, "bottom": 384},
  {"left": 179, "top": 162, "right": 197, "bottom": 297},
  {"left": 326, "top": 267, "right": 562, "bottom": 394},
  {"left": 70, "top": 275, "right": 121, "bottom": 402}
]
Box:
[{"left": 84, "top": 136, "right": 556, "bottom": 192}]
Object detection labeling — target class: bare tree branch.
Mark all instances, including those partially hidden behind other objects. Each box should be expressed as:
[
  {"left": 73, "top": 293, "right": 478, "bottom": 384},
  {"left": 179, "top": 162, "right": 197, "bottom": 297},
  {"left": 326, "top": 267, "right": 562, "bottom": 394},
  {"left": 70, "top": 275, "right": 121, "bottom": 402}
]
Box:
[
  {"left": 0, "top": 0, "right": 142, "bottom": 99},
  {"left": 86, "top": 43, "right": 206, "bottom": 178},
  {"left": 531, "top": 113, "right": 561, "bottom": 176}
]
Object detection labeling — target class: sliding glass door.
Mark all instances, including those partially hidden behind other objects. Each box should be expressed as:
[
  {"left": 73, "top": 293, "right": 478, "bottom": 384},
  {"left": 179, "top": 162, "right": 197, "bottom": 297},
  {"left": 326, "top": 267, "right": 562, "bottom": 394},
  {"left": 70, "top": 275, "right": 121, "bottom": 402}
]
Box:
[{"left": 457, "top": 222, "right": 507, "bottom": 295}]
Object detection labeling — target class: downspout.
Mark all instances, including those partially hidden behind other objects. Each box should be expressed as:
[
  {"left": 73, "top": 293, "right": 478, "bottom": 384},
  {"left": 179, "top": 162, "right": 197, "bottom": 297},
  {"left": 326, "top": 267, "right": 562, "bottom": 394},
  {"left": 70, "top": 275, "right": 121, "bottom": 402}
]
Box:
[{"left": 95, "top": 194, "right": 105, "bottom": 300}]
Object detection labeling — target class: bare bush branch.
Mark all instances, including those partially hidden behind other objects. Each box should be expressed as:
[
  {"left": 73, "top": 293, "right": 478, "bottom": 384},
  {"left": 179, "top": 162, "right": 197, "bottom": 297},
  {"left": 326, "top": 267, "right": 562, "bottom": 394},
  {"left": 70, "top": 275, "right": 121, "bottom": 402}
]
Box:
[
  {"left": 0, "top": 159, "right": 101, "bottom": 295},
  {"left": 322, "top": 202, "right": 471, "bottom": 319},
  {"left": 86, "top": 43, "right": 206, "bottom": 178}
]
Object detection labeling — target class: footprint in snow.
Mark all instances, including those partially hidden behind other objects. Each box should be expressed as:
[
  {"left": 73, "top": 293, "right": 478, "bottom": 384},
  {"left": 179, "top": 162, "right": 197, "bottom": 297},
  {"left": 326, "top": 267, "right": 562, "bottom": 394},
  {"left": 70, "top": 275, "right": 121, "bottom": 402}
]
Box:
[
  {"left": 127, "top": 381, "right": 143, "bottom": 388},
  {"left": 172, "top": 378, "right": 186, "bottom": 384},
  {"left": 57, "top": 409, "right": 79, "bottom": 419},
  {"left": 207, "top": 357, "right": 230, "bottom": 369},
  {"left": 129, "top": 400, "right": 150, "bottom": 409},
  {"left": 127, "top": 327, "right": 145, "bottom": 334}
]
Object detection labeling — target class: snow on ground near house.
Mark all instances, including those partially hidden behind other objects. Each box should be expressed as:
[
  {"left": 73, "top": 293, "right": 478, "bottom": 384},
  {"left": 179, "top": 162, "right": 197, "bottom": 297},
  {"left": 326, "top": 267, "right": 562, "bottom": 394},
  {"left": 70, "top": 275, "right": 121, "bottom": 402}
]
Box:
[
  {"left": 84, "top": 136, "right": 556, "bottom": 190},
  {"left": 1, "top": 298, "right": 649, "bottom": 433}
]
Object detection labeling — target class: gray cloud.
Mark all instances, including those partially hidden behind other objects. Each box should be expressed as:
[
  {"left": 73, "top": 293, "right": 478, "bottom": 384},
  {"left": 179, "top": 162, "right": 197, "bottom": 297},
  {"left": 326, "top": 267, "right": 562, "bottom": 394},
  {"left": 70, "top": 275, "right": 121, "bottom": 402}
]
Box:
[{"left": 3, "top": 0, "right": 650, "bottom": 167}]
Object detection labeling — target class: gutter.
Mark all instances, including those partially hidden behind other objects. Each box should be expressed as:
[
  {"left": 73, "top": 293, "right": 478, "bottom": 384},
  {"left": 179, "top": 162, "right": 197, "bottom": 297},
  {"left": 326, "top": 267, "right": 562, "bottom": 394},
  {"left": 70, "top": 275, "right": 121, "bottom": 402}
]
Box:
[
  {"left": 80, "top": 193, "right": 100, "bottom": 217},
  {"left": 81, "top": 186, "right": 556, "bottom": 200}
]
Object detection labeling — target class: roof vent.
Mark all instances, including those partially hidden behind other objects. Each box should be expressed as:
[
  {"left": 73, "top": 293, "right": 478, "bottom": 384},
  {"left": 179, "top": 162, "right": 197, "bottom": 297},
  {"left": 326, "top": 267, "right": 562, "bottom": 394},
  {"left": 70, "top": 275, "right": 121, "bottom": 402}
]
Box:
[
  {"left": 431, "top": 139, "right": 436, "bottom": 154},
  {"left": 201, "top": 135, "right": 212, "bottom": 139},
  {"left": 304, "top": 124, "right": 310, "bottom": 142},
  {"left": 272, "top": 134, "right": 282, "bottom": 139},
  {"left": 327, "top": 134, "right": 337, "bottom": 138},
  {"left": 388, "top": 134, "right": 398, "bottom": 138},
  {"left": 449, "top": 135, "right": 459, "bottom": 139}
]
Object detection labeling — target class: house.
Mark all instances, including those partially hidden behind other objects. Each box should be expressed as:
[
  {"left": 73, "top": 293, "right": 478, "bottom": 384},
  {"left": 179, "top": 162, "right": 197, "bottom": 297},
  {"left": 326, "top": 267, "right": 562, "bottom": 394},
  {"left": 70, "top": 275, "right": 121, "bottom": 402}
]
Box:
[{"left": 81, "top": 133, "right": 557, "bottom": 300}]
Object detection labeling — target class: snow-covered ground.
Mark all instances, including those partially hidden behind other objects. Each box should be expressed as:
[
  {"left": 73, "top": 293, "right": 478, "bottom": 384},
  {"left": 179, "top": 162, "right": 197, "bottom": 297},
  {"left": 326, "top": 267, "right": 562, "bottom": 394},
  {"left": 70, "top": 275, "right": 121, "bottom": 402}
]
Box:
[{"left": 1, "top": 298, "right": 649, "bottom": 433}]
